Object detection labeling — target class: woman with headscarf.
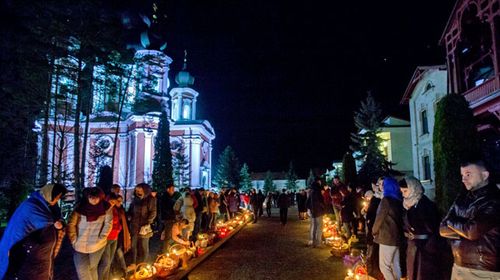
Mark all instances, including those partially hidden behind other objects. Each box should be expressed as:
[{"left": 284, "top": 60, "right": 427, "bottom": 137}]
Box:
[
  {"left": 399, "top": 176, "right": 452, "bottom": 280},
  {"left": 0, "top": 183, "right": 67, "bottom": 280},
  {"left": 68, "top": 187, "right": 113, "bottom": 280},
  {"left": 372, "top": 176, "right": 403, "bottom": 280}
]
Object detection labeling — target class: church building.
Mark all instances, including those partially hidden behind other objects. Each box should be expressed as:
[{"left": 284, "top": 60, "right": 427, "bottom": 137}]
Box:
[{"left": 37, "top": 49, "right": 215, "bottom": 191}]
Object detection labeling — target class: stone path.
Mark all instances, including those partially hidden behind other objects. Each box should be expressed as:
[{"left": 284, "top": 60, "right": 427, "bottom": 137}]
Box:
[{"left": 186, "top": 207, "right": 346, "bottom": 280}]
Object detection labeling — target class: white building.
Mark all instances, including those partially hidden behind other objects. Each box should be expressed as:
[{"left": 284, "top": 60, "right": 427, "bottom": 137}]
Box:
[
  {"left": 354, "top": 116, "right": 414, "bottom": 177},
  {"left": 250, "top": 172, "right": 306, "bottom": 192},
  {"left": 400, "top": 65, "right": 447, "bottom": 199},
  {"left": 378, "top": 116, "right": 414, "bottom": 176}
]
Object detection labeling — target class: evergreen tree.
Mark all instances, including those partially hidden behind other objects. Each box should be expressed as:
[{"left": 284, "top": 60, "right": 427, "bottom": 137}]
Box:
[
  {"left": 433, "top": 94, "right": 480, "bottom": 214},
  {"left": 152, "top": 110, "right": 173, "bottom": 191},
  {"left": 350, "top": 93, "right": 386, "bottom": 186},
  {"left": 342, "top": 152, "right": 357, "bottom": 186},
  {"left": 173, "top": 152, "right": 190, "bottom": 188},
  {"left": 263, "top": 171, "right": 276, "bottom": 194},
  {"left": 96, "top": 165, "right": 113, "bottom": 195},
  {"left": 285, "top": 161, "right": 298, "bottom": 191},
  {"left": 306, "top": 169, "right": 315, "bottom": 187},
  {"left": 239, "top": 163, "right": 253, "bottom": 193},
  {"left": 214, "top": 146, "right": 241, "bottom": 188}
]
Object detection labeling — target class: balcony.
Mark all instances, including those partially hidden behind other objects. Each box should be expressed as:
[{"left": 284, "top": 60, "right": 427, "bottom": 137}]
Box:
[{"left": 463, "top": 77, "right": 499, "bottom": 105}]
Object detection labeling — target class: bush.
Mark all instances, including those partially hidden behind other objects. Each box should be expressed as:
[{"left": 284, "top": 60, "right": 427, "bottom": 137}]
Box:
[{"left": 433, "top": 94, "right": 480, "bottom": 214}]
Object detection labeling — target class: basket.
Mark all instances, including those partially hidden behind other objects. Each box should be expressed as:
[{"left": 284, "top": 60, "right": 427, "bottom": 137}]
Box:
[
  {"left": 131, "top": 263, "right": 156, "bottom": 280},
  {"left": 154, "top": 254, "right": 178, "bottom": 278}
]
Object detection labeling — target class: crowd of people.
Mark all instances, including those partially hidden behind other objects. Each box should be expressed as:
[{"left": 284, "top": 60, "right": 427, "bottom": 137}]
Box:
[
  {"left": 0, "top": 158, "right": 498, "bottom": 280},
  {"left": 303, "top": 159, "right": 500, "bottom": 280}
]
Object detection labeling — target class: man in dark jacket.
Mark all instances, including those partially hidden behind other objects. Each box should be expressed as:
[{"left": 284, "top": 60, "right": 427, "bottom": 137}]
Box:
[
  {"left": 440, "top": 159, "right": 500, "bottom": 279},
  {"left": 192, "top": 188, "right": 205, "bottom": 241},
  {"left": 159, "top": 185, "right": 181, "bottom": 251},
  {"left": 306, "top": 179, "right": 326, "bottom": 247},
  {"left": 249, "top": 189, "right": 260, "bottom": 223},
  {"left": 277, "top": 189, "right": 290, "bottom": 225}
]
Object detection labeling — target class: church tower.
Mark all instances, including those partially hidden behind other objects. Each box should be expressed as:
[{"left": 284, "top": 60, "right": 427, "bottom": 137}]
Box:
[
  {"left": 170, "top": 50, "right": 199, "bottom": 121},
  {"left": 168, "top": 50, "right": 215, "bottom": 189}
]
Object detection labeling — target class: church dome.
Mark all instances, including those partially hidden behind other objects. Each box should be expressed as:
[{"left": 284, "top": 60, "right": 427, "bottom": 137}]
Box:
[
  {"left": 175, "top": 50, "right": 195, "bottom": 87},
  {"left": 175, "top": 70, "right": 194, "bottom": 87}
]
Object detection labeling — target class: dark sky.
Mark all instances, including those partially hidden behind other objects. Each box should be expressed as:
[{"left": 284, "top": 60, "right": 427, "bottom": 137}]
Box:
[{"left": 154, "top": 0, "right": 457, "bottom": 177}]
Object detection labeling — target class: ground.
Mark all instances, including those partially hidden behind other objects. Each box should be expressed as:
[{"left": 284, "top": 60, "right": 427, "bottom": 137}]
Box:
[
  {"left": 52, "top": 207, "right": 350, "bottom": 280},
  {"left": 187, "top": 208, "right": 347, "bottom": 280}
]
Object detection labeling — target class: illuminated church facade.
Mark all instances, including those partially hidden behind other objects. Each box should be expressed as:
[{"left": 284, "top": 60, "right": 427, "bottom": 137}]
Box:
[{"left": 37, "top": 49, "right": 215, "bottom": 190}]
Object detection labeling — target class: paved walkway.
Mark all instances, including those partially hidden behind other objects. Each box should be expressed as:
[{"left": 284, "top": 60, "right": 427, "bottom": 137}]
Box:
[{"left": 186, "top": 207, "right": 346, "bottom": 280}]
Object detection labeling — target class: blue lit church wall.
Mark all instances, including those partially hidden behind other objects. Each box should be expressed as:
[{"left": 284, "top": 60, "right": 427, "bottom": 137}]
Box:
[{"left": 37, "top": 48, "right": 215, "bottom": 191}]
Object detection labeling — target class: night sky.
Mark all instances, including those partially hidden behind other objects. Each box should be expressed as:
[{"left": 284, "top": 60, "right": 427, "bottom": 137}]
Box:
[{"left": 149, "top": 0, "right": 457, "bottom": 177}]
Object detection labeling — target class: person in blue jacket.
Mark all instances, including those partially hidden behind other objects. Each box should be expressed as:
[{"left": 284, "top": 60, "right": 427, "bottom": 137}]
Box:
[{"left": 0, "top": 183, "right": 67, "bottom": 280}]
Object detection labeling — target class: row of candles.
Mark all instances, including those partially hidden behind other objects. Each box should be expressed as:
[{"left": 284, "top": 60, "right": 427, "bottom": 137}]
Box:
[
  {"left": 320, "top": 216, "right": 368, "bottom": 280},
  {"left": 129, "top": 209, "right": 253, "bottom": 280}
]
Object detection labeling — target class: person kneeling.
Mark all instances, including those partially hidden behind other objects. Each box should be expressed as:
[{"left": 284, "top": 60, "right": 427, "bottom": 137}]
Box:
[{"left": 168, "top": 219, "right": 193, "bottom": 269}]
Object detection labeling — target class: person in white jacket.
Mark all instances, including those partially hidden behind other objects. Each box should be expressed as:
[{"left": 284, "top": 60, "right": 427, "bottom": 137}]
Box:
[
  {"left": 174, "top": 188, "right": 196, "bottom": 241},
  {"left": 67, "top": 187, "right": 113, "bottom": 280}
]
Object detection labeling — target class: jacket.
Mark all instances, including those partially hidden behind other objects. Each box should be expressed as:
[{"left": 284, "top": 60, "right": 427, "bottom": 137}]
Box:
[
  {"left": 440, "top": 182, "right": 500, "bottom": 271},
  {"left": 128, "top": 189, "right": 157, "bottom": 238},
  {"left": 372, "top": 196, "right": 404, "bottom": 246},
  {"left": 67, "top": 208, "right": 113, "bottom": 253},
  {"left": 306, "top": 188, "right": 326, "bottom": 218}
]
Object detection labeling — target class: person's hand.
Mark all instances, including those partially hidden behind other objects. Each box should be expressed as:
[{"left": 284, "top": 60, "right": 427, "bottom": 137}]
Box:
[{"left": 54, "top": 221, "right": 63, "bottom": 230}]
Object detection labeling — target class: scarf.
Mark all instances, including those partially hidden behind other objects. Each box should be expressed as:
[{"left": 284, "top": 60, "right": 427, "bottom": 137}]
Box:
[
  {"left": 402, "top": 178, "right": 424, "bottom": 210},
  {"left": 75, "top": 200, "right": 110, "bottom": 222}
]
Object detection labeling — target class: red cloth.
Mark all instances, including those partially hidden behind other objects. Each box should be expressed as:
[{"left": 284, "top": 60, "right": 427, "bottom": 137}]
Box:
[
  {"left": 108, "top": 207, "right": 122, "bottom": 240},
  {"left": 322, "top": 190, "right": 332, "bottom": 206}
]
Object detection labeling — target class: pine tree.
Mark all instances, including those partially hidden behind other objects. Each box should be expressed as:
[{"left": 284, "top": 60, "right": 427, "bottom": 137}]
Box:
[
  {"left": 214, "top": 146, "right": 241, "bottom": 188},
  {"left": 285, "top": 161, "right": 298, "bottom": 191},
  {"left": 306, "top": 169, "right": 315, "bottom": 187},
  {"left": 433, "top": 94, "right": 480, "bottom": 214},
  {"left": 152, "top": 110, "right": 173, "bottom": 191},
  {"left": 239, "top": 163, "right": 253, "bottom": 193},
  {"left": 350, "top": 93, "right": 386, "bottom": 186},
  {"left": 173, "top": 152, "right": 190, "bottom": 188},
  {"left": 263, "top": 171, "right": 276, "bottom": 194},
  {"left": 342, "top": 152, "right": 357, "bottom": 186}
]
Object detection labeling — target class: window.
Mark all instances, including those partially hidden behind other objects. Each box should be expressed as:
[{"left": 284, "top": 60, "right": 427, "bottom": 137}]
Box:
[
  {"left": 182, "top": 103, "right": 191, "bottom": 119},
  {"left": 421, "top": 110, "right": 429, "bottom": 135},
  {"left": 423, "top": 155, "right": 431, "bottom": 180}
]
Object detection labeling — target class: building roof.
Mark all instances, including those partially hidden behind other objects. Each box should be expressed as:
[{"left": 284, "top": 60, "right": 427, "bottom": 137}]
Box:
[
  {"left": 400, "top": 65, "right": 446, "bottom": 105},
  {"left": 439, "top": 0, "right": 461, "bottom": 45},
  {"left": 381, "top": 116, "right": 410, "bottom": 127},
  {"left": 250, "top": 171, "right": 287, "bottom": 180}
]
